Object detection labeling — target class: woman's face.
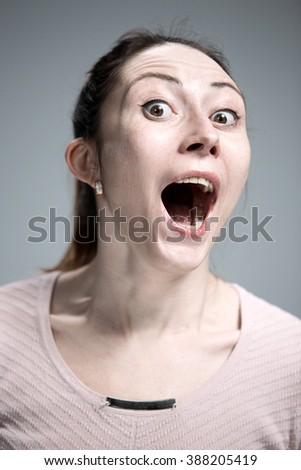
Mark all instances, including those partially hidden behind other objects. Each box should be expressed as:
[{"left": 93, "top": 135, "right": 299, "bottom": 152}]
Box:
[{"left": 98, "top": 43, "right": 250, "bottom": 272}]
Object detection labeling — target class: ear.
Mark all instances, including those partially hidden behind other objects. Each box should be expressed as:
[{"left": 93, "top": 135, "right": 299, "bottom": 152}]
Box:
[{"left": 65, "top": 138, "right": 100, "bottom": 186}]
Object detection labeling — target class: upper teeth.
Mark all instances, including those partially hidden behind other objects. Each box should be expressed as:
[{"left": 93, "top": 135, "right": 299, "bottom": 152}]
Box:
[{"left": 175, "top": 177, "right": 214, "bottom": 193}]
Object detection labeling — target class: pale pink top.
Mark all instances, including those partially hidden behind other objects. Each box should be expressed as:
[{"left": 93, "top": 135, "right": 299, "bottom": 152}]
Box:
[{"left": 0, "top": 272, "right": 301, "bottom": 449}]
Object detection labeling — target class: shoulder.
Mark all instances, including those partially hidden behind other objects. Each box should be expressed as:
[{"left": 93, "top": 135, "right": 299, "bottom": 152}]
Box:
[
  {"left": 0, "top": 273, "right": 59, "bottom": 381},
  {"left": 231, "top": 286, "right": 301, "bottom": 449},
  {"left": 0, "top": 275, "right": 42, "bottom": 318},
  {"left": 0, "top": 272, "right": 58, "bottom": 331},
  {"left": 235, "top": 283, "right": 301, "bottom": 369},
  {"left": 235, "top": 283, "right": 301, "bottom": 330}
]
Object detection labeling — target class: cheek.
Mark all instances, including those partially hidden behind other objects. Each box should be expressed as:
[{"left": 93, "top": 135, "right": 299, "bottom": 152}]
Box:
[
  {"left": 226, "top": 136, "right": 251, "bottom": 191},
  {"left": 101, "top": 121, "right": 138, "bottom": 180},
  {"left": 100, "top": 122, "right": 164, "bottom": 212},
  {"left": 106, "top": 120, "right": 169, "bottom": 178}
]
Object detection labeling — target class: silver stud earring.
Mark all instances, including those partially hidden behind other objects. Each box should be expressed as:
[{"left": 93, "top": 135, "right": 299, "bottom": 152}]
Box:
[{"left": 95, "top": 180, "right": 103, "bottom": 195}]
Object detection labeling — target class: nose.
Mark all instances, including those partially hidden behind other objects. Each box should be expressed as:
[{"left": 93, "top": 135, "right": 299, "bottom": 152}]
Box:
[{"left": 179, "top": 117, "right": 221, "bottom": 158}]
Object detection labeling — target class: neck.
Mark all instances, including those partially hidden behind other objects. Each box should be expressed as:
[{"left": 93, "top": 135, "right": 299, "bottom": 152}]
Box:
[{"left": 69, "top": 243, "right": 220, "bottom": 339}]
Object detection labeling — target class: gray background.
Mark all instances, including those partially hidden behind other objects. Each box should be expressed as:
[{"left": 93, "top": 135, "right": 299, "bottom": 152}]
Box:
[{"left": 1, "top": 0, "right": 300, "bottom": 317}]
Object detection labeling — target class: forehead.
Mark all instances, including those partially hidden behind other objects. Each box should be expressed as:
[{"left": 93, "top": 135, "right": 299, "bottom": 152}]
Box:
[{"left": 121, "top": 43, "right": 233, "bottom": 85}]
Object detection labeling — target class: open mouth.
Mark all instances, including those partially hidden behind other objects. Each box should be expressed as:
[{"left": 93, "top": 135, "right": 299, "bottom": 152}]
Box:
[{"left": 161, "top": 176, "right": 216, "bottom": 231}]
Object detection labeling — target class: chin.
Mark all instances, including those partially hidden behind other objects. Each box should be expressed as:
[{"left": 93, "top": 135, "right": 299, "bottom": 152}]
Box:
[{"left": 141, "top": 236, "right": 211, "bottom": 274}]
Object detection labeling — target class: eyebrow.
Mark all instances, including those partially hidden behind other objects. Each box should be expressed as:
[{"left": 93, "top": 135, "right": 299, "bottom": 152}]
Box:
[
  {"left": 124, "top": 73, "right": 245, "bottom": 106},
  {"left": 210, "top": 81, "right": 246, "bottom": 105},
  {"left": 124, "top": 72, "right": 182, "bottom": 98}
]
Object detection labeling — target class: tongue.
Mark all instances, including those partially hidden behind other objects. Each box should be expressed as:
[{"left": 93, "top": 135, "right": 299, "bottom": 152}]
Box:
[
  {"left": 165, "top": 202, "right": 191, "bottom": 224},
  {"left": 162, "top": 183, "right": 207, "bottom": 227},
  {"left": 165, "top": 202, "right": 205, "bottom": 226}
]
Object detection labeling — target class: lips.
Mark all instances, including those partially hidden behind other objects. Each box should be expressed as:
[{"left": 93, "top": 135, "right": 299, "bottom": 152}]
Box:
[{"left": 160, "top": 171, "right": 219, "bottom": 236}]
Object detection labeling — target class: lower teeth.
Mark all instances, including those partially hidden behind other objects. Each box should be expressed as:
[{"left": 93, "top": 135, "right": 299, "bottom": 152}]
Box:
[
  {"left": 172, "top": 207, "right": 205, "bottom": 229},
  {"left": 190, "top": 218, "right": 203, "bottom": 229},
  {"left": 190, "top": 207, "right": 205, "bottom": 228}
]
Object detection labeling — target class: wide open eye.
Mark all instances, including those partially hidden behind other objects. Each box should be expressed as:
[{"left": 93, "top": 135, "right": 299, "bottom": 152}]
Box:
[
  {"left": 210, "top": 109, "right": 239, "bottom": 125},
  {"left": 142, "top": 100, "right": 172, "bottom": 119}
]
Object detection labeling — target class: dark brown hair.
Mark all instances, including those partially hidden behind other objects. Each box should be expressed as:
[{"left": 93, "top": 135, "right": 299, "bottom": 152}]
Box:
[{"left": 49, "top": 29, "right": 233, "bottom": 272}]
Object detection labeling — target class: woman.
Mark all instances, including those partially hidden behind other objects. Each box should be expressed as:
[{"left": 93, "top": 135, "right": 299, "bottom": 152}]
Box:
[{"left": 1, "top": 29, "right": 300, "bottom": 450}]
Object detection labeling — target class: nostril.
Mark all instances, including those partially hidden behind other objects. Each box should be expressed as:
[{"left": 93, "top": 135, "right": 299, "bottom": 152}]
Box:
[
  {"left": 187, "top": 143, "right": 203, "bottom": 152},
  {"left": 210, "top": 146, "right": 218, "bottom": 157}
]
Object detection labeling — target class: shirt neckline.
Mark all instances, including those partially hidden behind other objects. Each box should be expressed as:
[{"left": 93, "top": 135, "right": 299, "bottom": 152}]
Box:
[{"left": 37, "top": 271, "right": 253, "bottom": 415}]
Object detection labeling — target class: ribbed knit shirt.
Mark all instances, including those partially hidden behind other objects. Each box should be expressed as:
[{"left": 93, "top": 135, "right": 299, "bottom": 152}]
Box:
[{"left": 0, "top": 272, "right": 301, "bottom": 450}]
